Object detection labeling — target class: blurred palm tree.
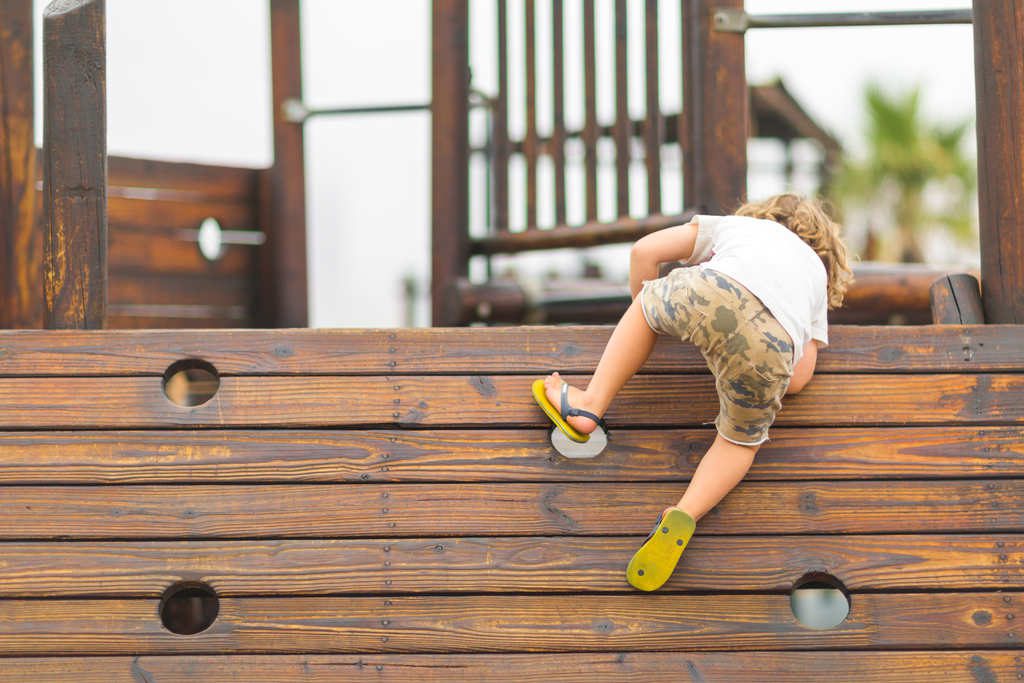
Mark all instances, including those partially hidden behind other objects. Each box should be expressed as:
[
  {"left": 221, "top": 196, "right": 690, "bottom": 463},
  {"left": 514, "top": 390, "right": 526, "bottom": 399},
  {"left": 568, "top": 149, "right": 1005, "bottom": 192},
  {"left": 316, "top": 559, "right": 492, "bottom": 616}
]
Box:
[{"left": 831, "top": 82, "right": 976, "bottom": 262}]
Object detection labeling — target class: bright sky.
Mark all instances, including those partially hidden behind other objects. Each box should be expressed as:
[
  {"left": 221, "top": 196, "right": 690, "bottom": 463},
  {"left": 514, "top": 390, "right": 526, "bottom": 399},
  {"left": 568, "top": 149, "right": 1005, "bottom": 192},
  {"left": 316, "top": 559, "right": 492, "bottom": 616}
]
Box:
[{"left": 31, "top": 0, "right": 976, "bottom": 327}]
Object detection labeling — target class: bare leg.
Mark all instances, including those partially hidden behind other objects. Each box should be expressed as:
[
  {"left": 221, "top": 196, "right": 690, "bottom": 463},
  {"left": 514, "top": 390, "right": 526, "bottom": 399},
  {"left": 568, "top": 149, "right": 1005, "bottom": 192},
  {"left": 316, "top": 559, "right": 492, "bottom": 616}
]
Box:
[
  {"left": 663, "top": 434, "right": 760, "bottom": 522},
  {"left": 543, "top": 297, "right": 657, "bottom": 434}
]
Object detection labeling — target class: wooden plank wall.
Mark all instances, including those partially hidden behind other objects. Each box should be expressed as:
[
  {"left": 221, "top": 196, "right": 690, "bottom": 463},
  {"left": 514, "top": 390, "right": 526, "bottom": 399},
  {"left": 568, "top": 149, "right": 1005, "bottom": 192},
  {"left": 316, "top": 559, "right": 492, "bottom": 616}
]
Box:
[
  {"left": 0, "top": 325, "right": 1022, "bottom": 680},
  {"left": 29, "top": 156, "right": 263, "bottom": 329}
]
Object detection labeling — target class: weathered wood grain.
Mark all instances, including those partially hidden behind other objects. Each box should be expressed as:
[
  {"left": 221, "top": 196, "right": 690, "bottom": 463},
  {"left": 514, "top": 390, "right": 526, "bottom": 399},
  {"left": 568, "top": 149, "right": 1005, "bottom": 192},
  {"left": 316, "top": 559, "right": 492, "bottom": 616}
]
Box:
[
  {"left": 1, "top": 652, "right": 1020, "bottom": 683},
  {"left": 0, "top": 426, "right": 1019, "bottom": 484},
  {"left": 0, "top": 373, "right": 1021, "bottom": 428},
  {"left": 682, "top": 0, "right": 746, "bottom": 212},
  {"left": 260, "top": 0, "right": 308, "bottom": 328},
  {"left": 42, "top": 0, "right": 107, "bottom": 329},
  {"left": 2, "top": 325, "right": 1018, "bottom": 376},
  {"left": 0, "top": 480, "right": 1018, "bottom": 539},
  {"left": 0, "top": 592, "right": 1019, "bottom": 654},
  {"left": 931, "top": 274, "right": 985, "bottom": 324},
  {"left": 974, "top": 0, "right": 1024, "bottom": 323},
  {"left": 0, "top": 533, "right": 1019, "bottom": 597},
  {"left": 0, "top": 0, "right": 42, "bottom": 328}
]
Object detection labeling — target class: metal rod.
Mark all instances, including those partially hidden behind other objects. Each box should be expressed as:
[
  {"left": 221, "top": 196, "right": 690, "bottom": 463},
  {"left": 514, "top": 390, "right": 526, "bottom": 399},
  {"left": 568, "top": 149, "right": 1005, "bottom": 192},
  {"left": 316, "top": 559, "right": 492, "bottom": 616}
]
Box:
[
  {"left": 283, "top": 99, "right": 431, "bottom": 123},
  {"left": 714, "top": 9, "right": 973, "bottom": 33}
]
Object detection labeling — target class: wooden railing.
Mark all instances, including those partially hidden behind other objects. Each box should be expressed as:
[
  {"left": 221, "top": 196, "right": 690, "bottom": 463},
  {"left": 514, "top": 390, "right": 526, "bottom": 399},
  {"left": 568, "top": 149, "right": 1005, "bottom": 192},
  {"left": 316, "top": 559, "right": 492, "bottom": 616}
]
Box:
[
  {"left": 432, "top": 0, "right": 747, "bottom": 324},
  {"left": 432, "top": 0, "right": 1024, "bottom": 327}
]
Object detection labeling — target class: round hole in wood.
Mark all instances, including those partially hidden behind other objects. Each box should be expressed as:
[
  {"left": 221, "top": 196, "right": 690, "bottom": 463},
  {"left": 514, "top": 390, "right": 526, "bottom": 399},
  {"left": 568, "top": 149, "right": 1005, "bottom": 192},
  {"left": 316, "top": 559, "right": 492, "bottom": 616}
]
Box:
[
  {"left": 197, "top": 217, "right": 224, "bottom": 261},
  {"left": 790, "top": 571, "right": 850, "bottom": 630},
  {"left": 160, "top": 581, "right": 219, "bottom": 635},
  {"left": 163, "top": 359, "right": 220, "bottom": 407}
]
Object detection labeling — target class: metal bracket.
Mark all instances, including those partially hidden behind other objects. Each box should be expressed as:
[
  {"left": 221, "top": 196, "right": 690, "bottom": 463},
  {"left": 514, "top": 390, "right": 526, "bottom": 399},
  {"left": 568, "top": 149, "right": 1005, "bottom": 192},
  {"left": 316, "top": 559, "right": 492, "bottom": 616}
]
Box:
[{"left": 713, "top": 8, "right": 749, "bottom": 33}]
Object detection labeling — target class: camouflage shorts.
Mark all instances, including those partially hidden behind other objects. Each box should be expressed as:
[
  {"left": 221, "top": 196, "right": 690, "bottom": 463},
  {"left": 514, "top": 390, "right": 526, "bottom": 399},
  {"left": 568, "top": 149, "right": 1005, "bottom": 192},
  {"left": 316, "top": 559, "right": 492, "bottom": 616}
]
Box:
[{"left": 639, "top": 266, "right": 795, "bottom": 446}]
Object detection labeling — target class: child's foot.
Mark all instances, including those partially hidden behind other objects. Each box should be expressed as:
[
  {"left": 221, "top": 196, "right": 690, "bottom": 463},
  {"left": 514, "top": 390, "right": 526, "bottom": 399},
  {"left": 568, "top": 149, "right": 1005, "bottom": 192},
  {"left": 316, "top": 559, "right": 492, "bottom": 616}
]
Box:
[{"left": 543, "top": 372, "right": 602, "bottom": 435}]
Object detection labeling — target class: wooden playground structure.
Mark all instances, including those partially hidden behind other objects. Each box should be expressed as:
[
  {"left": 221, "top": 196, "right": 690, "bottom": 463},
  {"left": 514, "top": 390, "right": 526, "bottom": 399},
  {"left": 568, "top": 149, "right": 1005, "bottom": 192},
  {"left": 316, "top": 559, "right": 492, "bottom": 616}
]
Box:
[{"left": 0, "top": 0, "right": 1023, "bottom": 680}]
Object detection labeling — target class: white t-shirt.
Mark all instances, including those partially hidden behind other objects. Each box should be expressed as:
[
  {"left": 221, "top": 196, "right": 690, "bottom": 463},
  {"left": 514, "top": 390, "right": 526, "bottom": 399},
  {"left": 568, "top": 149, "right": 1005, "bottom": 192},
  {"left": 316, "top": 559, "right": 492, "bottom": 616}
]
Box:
[{"left": 682, "top": 214, "right": 829, "bottom": 366}]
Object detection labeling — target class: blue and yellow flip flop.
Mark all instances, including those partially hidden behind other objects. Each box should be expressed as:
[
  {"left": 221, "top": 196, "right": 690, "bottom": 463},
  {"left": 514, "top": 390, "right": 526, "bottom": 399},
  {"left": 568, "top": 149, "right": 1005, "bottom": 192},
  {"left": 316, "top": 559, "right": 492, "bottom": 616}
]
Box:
[
  {"left": 626, "top": 507, "right": 697, "bottom": 592},
  {"left": 531, "top": 378, "right": 606, "bottom": 443}
]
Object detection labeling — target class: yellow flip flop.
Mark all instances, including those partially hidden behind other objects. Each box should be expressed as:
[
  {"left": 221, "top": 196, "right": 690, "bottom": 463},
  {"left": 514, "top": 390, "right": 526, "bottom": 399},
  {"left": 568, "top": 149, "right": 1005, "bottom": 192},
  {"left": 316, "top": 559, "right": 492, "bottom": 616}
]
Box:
[
  {"left": 626, "top": 507, "right": 696, "bottom": 592},
  {"left": 530, "top": 378, "right": 606, "bottom": 444}
]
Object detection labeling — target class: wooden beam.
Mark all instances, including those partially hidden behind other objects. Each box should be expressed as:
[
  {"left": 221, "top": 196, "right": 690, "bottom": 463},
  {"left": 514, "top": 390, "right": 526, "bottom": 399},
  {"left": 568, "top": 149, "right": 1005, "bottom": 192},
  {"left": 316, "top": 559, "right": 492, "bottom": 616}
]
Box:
[
  {"left": 973, "top": 0, "right": 1024, "bottom": 323},
  {"left": 682, "top": 0, "right": 747, "bottom": 213},
  {"left": 930, "top": 273, "right": 985, "bottom": 324},
  {"left": 42, "top": 0, "right": 107, "bottom": 329},
  {"left": 0, "top": 0, "right": 42, "bottom": 328},
  {"left": 431, "top": 0, "right": 470, "bottom": 325},
  {"left": 261, "top": 0, "right": 309, "bottom": 328}
]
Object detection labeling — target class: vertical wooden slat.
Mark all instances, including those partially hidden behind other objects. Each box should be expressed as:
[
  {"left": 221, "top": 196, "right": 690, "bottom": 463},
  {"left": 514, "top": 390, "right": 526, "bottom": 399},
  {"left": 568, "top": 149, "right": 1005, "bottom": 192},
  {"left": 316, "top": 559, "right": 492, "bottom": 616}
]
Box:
[
  {"left": 643, "top": 0, "right": 662, "bottom": 214},
  {"left": 493, "top": 0, "right": 510, "bottom": 232},
  {"left": 524, "top": 0, "right": 539, "bottom": 229},
  {"left": 261, "top": 0, "right": 309, "bottom": 328},
  {"left": 583, "top": 0, "right": 599, "bottom": 221},
  {"left": 682, "top": 0, "right": 747, "bottom": 213},
  {"left": 431, "top": 0, "right": 470, "bottom": 325},
  {"left": 551, "top": 0, "right": 567, "bottom": 226},
  {"left": 613, "top": 0, "right": 630, "bottom": 217},
  {"left": 973, "top": 0, "right": 1024, "bottom": 323},
  {"left": 43, "top": 0, "right": 107, "bottom": 330},
  {"left": 0, "top": 0, "right": 42, "bottom": 328}
]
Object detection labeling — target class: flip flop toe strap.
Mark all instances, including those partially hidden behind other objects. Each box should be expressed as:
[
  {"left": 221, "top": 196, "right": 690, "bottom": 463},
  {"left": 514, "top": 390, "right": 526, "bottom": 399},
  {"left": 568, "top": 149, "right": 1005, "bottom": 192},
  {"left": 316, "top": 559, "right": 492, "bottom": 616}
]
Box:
[{"left": 560, "top": 383, "right": 608, "bottom": 429}]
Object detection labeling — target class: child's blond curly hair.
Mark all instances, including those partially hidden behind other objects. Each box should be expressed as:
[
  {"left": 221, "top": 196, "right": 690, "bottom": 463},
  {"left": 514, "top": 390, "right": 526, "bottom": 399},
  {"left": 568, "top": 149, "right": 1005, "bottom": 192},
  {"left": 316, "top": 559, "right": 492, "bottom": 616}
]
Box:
[{"left": 734, "top": 193, "right": 854, "bottom": 310}]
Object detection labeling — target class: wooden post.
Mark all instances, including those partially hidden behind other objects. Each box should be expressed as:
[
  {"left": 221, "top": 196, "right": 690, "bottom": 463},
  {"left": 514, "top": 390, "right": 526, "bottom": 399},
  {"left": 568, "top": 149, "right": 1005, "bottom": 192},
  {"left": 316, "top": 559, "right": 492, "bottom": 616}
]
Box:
[
  {"left": 260, "top": 0, "right": 309, "bottom": 328},
  {"left": 431, "top": 0, "right": 470, "bottom": 326},
  {"left": 0, "top": 0, "right": 42, "bottom": 328},
  {"left": 42, "top": 0, "right": 107, "bottom": 329},
  {"left": 973, "top": 0, "right": 1024, "bottom": 323},
  {"left": 930, "top": 273, "right": 985, "bottom": 324},
  {"left": 682, "top": 0, "right": 747, "bottom": 213}
]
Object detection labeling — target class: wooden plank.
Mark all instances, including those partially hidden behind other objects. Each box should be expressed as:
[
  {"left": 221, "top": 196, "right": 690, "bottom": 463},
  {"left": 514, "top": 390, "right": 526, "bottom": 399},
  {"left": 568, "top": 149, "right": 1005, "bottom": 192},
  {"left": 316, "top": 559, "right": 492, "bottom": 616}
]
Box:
[
  {"left": 107, "top": 195, "right": 257, "bottom": 233},
  {"left": 0, "top": 0, "right": 42, "bottom": 328},
  {"left": 430, "top": 0, "right": 470, "bottom": 325},
  {"left": 973, "top": 0, "right": 1024, "bottom": 323},
  {"left": 105, "top": 313, "right": 249, "bottom": 329},
  {"left": 43, "top": 0, "right": 107, "bottom": 329},
  {"left": 551, "top": 0, "right": 566, "bottom": 226},
  {"left": 0, "top": 373, "right": 1023, "bottom": 429},
  {"left": 108, "top": 156, "right": 259, "bottom": 202},
  {"left": 0, "top": 533, "right": 1021, "bottom": 597},
  {"left": 524, "top": 0, "right": 538, "bottom": 228},
  {"left": 643, "top": 0, "right": 661, "bottom": 214},
  {"left": 108, "top": 273, "right": 252, "bottom": 308},
  {"left": 0, "top": 592, "right": 1018, "bottom": 654},
  {"left": 682, "top": 0, "right": 746, "bottom": 212},
  {"left": 582, "top": 0, "right": 598, "bottom": 221},
  {"left": 260, "top": 0, "right": 308, "bottom": 327},
  {"left": 472, "top": 210, "right": 697, "bottom": 253},
  {"left": 0, "top": 425, "right": 1019, "bottom": 484},
  {"left": 2, "top": 652, "right": 1023, "bottom": 683},
  {"left": 493, "top": 0, "right": 509, "bottom": 232},
  {"left": 0, "top": 325, "right": 1022, "bottom": 376},
  {"left": 108, "top": 229, "right": 254, "bottom": 277},
  {"left": 931, "top": 273, "right": 985, "bottom": 324},
  {"left": 613, "top": 0, "right": 630, "bottom": 216},
  {"left": 0, "top": 480, "right": 1019, "bottom": 539}
]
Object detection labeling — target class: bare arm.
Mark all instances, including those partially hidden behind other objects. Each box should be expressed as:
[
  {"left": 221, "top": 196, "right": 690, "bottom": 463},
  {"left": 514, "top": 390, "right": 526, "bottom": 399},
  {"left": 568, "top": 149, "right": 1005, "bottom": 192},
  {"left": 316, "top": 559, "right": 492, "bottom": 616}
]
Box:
[
  {"left": 785, "top": 340, "right": 821, "bottom": 394},
  {"left": 629, "top": 221, "right": 700, "bottom": 297}
]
